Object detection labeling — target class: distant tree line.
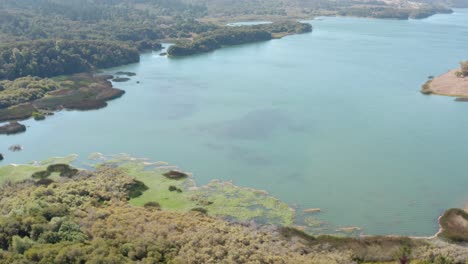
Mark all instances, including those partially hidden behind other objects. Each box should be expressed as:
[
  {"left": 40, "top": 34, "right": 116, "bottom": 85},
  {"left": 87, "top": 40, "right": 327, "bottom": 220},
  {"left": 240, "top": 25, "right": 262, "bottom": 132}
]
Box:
[
  {"left": 0, "top": 0, "right": 216, "bottom": 43},
  {"left": 167, "top": 22, "right": 312, "bottom": 56},
  {"left": 0, "top": 40, "right": 140, "bottom": 80}
]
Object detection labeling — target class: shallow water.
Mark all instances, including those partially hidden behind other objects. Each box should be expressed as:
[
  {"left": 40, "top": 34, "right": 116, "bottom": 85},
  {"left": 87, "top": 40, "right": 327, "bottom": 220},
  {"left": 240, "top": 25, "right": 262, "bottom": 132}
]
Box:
[{"left": 2, "top": 9, "right": 468, "bottom": 236}]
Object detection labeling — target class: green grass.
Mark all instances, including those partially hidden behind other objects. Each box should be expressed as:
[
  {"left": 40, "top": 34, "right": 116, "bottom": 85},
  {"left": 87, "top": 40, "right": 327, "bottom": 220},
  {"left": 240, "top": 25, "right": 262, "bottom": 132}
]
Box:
[
  {"left": 92, "top": 155, "right": 295, "bottom": 225},
  {"left": 0, "top": 155, "right": 77, "bottom": 184}
]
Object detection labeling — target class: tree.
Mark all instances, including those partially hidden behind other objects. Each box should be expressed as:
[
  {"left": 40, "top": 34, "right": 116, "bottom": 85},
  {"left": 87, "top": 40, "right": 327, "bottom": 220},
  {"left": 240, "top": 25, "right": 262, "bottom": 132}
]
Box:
[
  {"left": 394, "top": 245, "right": 412, "bottom": 264},
  {"left": 11, "top": 236, "right": 35, "bottom": 254},
  {"left": 460, "top": 61, "right": 468, "bottom": 77}
]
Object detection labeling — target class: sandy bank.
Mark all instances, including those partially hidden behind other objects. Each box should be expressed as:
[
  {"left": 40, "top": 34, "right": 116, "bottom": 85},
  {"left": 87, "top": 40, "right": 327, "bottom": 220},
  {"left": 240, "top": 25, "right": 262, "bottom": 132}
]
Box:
[{"left": 421, "top": 69, "right": 468, "bottom": 97}]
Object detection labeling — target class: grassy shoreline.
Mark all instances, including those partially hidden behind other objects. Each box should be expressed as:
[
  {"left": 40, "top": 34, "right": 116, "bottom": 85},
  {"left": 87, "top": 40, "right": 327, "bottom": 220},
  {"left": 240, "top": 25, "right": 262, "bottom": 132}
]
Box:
[{"left": 0, "top": 154, "right": 467, "bottom": 263}]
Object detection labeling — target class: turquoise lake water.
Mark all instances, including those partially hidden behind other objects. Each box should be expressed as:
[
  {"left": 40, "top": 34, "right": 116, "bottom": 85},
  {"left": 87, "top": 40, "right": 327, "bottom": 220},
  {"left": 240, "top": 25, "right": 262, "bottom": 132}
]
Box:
[{"left": 2, "top": 10, "right": 468, "bottom": 236}]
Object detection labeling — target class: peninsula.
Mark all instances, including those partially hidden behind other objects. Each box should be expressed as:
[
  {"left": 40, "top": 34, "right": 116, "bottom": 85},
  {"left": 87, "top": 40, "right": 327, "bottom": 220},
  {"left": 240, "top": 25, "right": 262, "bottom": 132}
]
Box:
[
  {"left": 0, "top": 74, "right": 126, "bottom": 134},
  {"left": 167, "top": 22, "right": 312, "bottom": 57},
  {"left": 421, "top": 61, "right": 468, "bottom": 99}
]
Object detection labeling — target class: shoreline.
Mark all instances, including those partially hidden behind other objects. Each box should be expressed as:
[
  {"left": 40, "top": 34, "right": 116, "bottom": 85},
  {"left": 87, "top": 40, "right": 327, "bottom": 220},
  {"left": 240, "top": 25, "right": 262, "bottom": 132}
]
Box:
[{"left": 0, "top": 153, "right": 463, "bottom": 242}]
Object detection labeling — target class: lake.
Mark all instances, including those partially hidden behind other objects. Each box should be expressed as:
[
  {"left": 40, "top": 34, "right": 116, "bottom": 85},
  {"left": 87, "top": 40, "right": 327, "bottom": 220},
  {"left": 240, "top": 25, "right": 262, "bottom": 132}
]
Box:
[{"left": 1, "top": 9, "right": 468, "bottom": 236}]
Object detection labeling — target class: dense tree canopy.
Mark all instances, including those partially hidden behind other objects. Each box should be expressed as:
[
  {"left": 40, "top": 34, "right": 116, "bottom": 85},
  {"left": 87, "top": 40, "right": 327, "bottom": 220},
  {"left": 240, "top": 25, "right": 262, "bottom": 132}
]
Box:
[
  {"left": 0, "top": 0, "right": 215, "bottom": 43},
  {"left": 0, "top": 40, "right": 139, "bottom": 80},
  {"left": 167, "top": 22, "right": 312, "bottom": 56},
  {"left": 0, "top": 0, "right": 452, "bottom": 82}
]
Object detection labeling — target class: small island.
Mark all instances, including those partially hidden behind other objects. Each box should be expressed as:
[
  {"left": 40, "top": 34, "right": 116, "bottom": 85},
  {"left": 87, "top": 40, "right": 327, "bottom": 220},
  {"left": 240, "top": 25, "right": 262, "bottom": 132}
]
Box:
[
  {"left": 421, "top": 61, "right": 468, "bottom": 98},
  {"left": 0, "top": 121, "right": 26, "bottom": 135}
]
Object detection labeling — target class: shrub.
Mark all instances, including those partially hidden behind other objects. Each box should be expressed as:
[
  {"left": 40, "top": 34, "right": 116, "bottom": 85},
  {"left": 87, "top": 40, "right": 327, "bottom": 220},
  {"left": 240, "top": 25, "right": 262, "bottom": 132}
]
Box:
[
  {"left": 168, "top": 186, "right": 182, "bottom": 192},
  {"left": 46, "top": 164, "right": 79, "bottom": 178},
  {"left": 35, "top": 178, "right": 54, "bottom": 186},
  {"left": 57, "top": 222, "right": 87, "bottom": 242},
  {"left": 127, "top": 180, "right": 149, "bottom": 198},
  {"left": 394, "top": 245, "right": 412, "bottom": 264},
  {"left": 163, "top": 170, "right": 188, "bottom": 180},
  {"left": 190, "top": 207, "right": 208, "bottom": 214},
  {"left": 31, "top": 170, "right": 51, "bottom": 179},
  {"left": 144, "top": 202, "right": 161, "bottom": 209},
  {"left": 11, "top": 236, "right": 35, "bottom": 254},
  {"left": 32, "top": 112, "right": 46, "bottom": 121}
]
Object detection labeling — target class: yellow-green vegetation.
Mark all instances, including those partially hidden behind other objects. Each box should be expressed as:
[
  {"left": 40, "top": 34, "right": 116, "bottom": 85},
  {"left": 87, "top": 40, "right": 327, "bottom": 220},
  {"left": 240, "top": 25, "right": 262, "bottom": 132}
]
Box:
[
  {"left": 0, "top": 155, "right": 77, "bottom": 184},
  {"left": 90, "top": 154, "right": 295, "bottom": 225},
  {"left": 0, "top": 157, "right": 467, "bottom": 264},
  {"left": 0, "top": 77, "right": 60, "bottom": 109}
]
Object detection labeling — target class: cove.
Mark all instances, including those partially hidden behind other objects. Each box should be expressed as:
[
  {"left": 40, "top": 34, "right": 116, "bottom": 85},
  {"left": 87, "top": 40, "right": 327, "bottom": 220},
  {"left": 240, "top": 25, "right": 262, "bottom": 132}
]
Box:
[{"left": 1, "top": 9, "right": 468, "bottom": 236}]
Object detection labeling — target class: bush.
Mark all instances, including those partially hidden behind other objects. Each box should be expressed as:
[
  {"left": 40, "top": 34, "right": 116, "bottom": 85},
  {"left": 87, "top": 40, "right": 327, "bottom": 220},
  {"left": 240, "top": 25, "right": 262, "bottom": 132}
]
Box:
[
  {"left": 11, "top": 236, "right": 35, "bottom": 254},
  {"left": 190, "top": 207, "right": 208, "bottom": 214},
  {"left": 163, "top": 170, "right": 188, "bottom": 180},
  {"left": 32, "top": 170, "right": 51, "bottom": 179},
  {"left": 47, "top": 164, "right": 78, "bottom": 178},
  {"left": 143, "top": 202, "right": 161, "bottom": 209},
  {"left": 35, "top": 178, "right": 54, "bottom": 186},
  {"left": 394, "top": 245, "right": 412, "bottom": 264},
  {"left": 32, "top": 112, "right": 45, "bottom": 121},
  {"left": 168, "top": 186, "right": 182, "bottom": 192},
  {"left": 127, "top": 180, "right": 148, "bottom": 198}
]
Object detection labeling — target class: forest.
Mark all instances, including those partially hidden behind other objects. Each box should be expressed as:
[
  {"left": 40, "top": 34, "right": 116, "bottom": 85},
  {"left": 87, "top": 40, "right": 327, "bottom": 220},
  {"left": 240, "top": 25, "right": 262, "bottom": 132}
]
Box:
[
  {"left": 0, "top": 0, "right": 456, "bottom": 82},
  {"left": 0, "top": 41, "right": 140, "bottom": 80}
]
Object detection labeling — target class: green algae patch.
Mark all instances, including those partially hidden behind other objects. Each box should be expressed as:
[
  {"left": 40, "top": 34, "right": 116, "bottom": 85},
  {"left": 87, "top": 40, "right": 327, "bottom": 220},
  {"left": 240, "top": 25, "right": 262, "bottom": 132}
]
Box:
[
  {"left": 88, "top": 153, "right": 295, "bottom": 225},
  {"left": 191, "top": 180, "right": 295, "bottom": 225},
  {"left": 0, "top": 155, "right": 77, "bottom": 184}
]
